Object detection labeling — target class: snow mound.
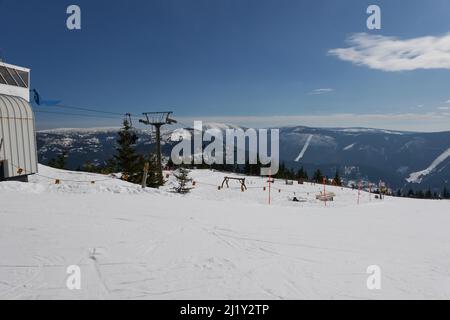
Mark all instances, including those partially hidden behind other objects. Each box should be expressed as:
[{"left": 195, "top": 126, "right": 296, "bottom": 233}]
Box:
[
  {"left": 1, "top": 165, "right": 386, "bottom": 209},
  {"left": 0, "top": 165, "right": 163, "bottom": 195}
]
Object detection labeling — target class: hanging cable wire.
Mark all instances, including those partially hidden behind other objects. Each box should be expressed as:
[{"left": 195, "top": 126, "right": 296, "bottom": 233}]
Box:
[
  {"left": 34, "top": 109, "right": 124, "bottom": 120},
  {"left": 52, "top": 103, "right": 140, "bottom": 118}
]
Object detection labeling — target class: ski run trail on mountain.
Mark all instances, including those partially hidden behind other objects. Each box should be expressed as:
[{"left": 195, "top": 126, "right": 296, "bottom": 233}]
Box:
[
  {"left": 295, "top": 135, "right": 313, "bottom": 162},
  {"left": 1, "top": 165, "right": 449, "bottom": 300},
  {"left": 407, "top": 148, "right": 450, "bottom": 184}
]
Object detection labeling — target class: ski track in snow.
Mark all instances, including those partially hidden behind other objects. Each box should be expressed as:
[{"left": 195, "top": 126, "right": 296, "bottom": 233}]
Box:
[
  {"left": 1, "top": 165, "right": 450, "bottom": 299},
  {"left": 295, "top": 135, "right": 313, "bottom": 162},
  {"left": 406, "top": 148, "right": 450, "bottom": 183}
]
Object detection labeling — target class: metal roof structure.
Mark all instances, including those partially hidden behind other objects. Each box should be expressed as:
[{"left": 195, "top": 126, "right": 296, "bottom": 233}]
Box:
[{"left": 0, "top": 94, "right": 38, "bottom": 180}]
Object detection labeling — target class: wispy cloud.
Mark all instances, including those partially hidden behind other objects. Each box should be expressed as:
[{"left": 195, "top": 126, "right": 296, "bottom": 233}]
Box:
[
  {"left": 329, "top": 32, "right": 450, "bottom": 72},
  {"left": 438, "top": 106, "right": 450, "bottom": 110},
  {"left": 309, "top": 88, "right": 335, "bottom": 95}
]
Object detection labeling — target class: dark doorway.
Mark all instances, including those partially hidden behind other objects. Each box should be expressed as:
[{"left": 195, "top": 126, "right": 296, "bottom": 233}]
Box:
[{"left": 0, "top": 160, "right": 5, "bottom": 180}]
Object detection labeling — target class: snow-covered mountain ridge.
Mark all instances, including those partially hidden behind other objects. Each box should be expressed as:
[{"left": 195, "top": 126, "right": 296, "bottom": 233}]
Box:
[{"left": 36, "top": 125, "right": 450, "bottom": 191}]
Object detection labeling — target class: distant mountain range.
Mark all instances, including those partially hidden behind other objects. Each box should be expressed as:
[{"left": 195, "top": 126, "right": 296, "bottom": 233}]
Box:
[{"left": 36, "top": 125, "right": 450, "bottom": 192}]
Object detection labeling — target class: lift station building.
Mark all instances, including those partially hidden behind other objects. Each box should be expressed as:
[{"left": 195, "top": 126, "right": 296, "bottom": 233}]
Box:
[{"left": 0, "top": 61, "right": 38, "bottom": 181}]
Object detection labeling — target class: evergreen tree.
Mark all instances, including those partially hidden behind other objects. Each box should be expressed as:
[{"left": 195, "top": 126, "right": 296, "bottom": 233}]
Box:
[
  {"left": 296, "top": 167, "right": 308, "bottom": 181},
  {"left": 313, "top": 169, "right": 324, "bottom": 183},
  {"left": 101, "top": 158, "right": 117, "bottom": 174},
  {"left": 443, "top": 186, "right": 449, "bottom": 199},
  {"left": 114, "top": 120, "right": 141, "bottom": 183},
  {"left": 48, "top": 150, "right": 68, "bottom": 169},
  {"left": 425, "top": 189, "right": 432, "bottom": 199},
  {"left": 172, "top": 166, "right": 193, "bottom": 194},
  {"left": 287, "top": 168, "right": 296, "bottom": 180},
  {"left": 244, "top": 158, "right": 262, "bottom": 177},
  {"left": 142, "top": 154, "right": 163, "bottom": 188},
  {"left": 81, "top": 160, "right": 97, "bottom": 173},
  {"left": 166, "top": 158, "right": 175, "bottom": 170},
  {"left": 276, "top": 162, "right": 287, "bottom": 179},
  {"left": 333, "top": 169, "right": 342, "bottom": 186}
]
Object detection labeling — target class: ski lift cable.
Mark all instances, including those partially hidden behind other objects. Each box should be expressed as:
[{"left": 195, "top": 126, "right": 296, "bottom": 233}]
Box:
[
  {"left": 30, "top": 90, "right": 139, "bottom": 117},
  {"left": 53, "top": 103, "right": 141, "bottom": 118},
  {"left": 34, "top": 109, "right": 124, "bottom": 120}
]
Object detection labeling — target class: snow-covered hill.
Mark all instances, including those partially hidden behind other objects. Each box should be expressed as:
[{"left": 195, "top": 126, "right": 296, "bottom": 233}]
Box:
[{"left": 1, "top": 166, "right": 449, "bottom": 299}]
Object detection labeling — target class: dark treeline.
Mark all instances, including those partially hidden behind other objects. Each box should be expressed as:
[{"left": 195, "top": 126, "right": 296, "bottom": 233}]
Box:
[
  {"left": 178, "top": 159, "right": 343, "bottom": 186},
  {"left": 395, "top": 187, "right": 449, "bottom": 200}
]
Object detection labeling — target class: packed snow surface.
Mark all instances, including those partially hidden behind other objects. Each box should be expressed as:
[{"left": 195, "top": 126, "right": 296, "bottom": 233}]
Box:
[{"left": 1, "top": 165, "right": 449, "bottom": 299}]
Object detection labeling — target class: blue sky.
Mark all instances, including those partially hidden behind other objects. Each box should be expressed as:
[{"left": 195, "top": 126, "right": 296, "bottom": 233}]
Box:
[{"left": 2, "top": 0, "right": 450, "bottom": 131}]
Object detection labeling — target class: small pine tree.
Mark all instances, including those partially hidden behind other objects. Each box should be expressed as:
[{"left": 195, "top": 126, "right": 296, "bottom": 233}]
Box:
[
  {"left": 287, "top": 168, "right": 296, "bottom": 180},
  {"left": 172, "top": 166, "right": 193, "bottom": 194},
  {"left": 443, "top": 186, "right": 449, "bottom": 199},
  {"left": 114, "top": 120, "right": 141, "bottom": 183},
  {"left": 296, "top": 167, "right": 308, "bottom": 181},
  {"left": 48, "top": 150, "right": 68, "bottom": 169},
  {"left": 275, "top": 162, "right": 287, "bottom": 179},
  {"left": 81, "top": 161, "right": 93, "bottom": 172},
  {"left": 166, "top": 158, "right": 175, "bottom": 170},
  {"left": 313, "top": 169, "right": 323, "bottom": 183},
  {"left": 415, "top": 190, "right": 424, "bottom": 199},
  {"left": 143, "top": 154, "right": 164, "bottom": 188},
  {"left": 244, "top": 158, "right": 262, "bottom": 177},
  {"left": 101, "top": 158, "right": 117, "bottom": 174},
  {"left": 333, "top": 169, "right": 342, "bottom": 186}
]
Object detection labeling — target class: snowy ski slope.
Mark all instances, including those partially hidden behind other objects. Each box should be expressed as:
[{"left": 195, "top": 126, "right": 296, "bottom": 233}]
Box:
[{"left": 0, "top": 165, "right": 449, "bottom": 299}]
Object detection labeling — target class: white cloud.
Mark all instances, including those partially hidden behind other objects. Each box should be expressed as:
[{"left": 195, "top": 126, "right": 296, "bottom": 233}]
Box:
[
  {"left": 446, "top": 100, "right": 450, "bottom": 104},
  {"left": 438, "top": 106, "right": 450, "bottom": 110},
  {"left": 310, "top": 88, "right": 335, "bottom": 95},
  {"left": 329, "top": 32, "right": 450, "bottom": 72}
]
